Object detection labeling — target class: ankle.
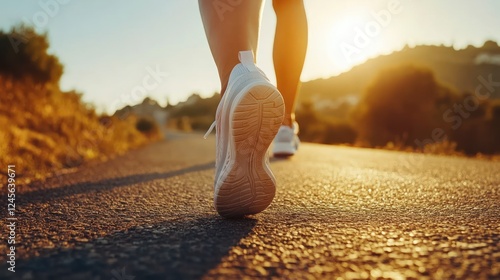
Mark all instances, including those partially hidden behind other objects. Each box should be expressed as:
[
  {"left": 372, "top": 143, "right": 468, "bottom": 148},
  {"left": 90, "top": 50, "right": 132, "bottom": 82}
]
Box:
[{"left": 282, "top": 114, "right": 294, "bottom": 127}]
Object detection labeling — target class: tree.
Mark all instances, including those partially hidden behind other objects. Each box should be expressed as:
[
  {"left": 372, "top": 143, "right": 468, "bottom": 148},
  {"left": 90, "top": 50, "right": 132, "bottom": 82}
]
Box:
[
  {"left": 353, "top": 65, "right": 444, "bottom": 147},
  {"left": 482, "top": 40, "right": 499, "bottom": 50},
  {"left": 0, "top": 25, "right": 63, "bottom": 84}
]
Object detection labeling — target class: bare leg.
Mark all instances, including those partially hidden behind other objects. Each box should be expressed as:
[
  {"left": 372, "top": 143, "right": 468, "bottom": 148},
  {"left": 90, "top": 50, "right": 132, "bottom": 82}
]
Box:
[
  {"left": 272, "top": 0, "right": 308, "bottom": 127},
  {"left": 198, "top": 0, "right": 265, "bottom": 95}
]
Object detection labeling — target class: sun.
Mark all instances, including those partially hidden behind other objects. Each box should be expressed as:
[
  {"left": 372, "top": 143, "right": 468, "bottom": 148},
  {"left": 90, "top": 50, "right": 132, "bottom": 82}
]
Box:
[{"left": 327, "top": 15, "right": 372, "bottom": 74}]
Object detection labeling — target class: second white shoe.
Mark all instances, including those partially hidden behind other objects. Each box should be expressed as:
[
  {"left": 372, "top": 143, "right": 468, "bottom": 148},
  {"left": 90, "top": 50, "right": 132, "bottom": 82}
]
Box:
[
  {"left": 273, "top": 122, "right": 300, "bottom": 157},
  {"left": 205, "top": 50, "right": 285, "bottom": 218}
]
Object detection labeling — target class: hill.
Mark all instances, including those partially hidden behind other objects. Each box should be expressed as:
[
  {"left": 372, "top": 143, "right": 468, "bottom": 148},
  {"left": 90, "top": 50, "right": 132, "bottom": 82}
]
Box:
[{"left": 301, "top": 41, "right": 500, "bottom": 103}]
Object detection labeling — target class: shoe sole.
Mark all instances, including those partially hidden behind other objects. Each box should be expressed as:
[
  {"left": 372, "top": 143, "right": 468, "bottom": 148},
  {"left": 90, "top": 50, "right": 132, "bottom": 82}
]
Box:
[{"left": 215, "top": 84, "right": 284, "bottom": 218}]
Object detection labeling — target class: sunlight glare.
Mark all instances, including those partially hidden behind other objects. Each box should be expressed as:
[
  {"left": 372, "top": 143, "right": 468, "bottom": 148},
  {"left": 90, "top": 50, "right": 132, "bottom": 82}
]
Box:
[{"left": 327, "top": 15, "right": 374, "bottom": 74}]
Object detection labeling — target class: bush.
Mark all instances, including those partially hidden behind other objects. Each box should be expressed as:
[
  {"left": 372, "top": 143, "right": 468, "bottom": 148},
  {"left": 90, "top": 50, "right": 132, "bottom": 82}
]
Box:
[
  {"left": 136, "top": 117, "right": 161, "bottom": 138},
  {"left": 0, "top": 76, "right": 151, "bottom": 182},
  {"left": 322, "top": 121, "right": 357, "bottom": 144},
  {"left": 353, "top": 64, "right": 446, "bottom": 147},
  {"left": 136, "top": 118, "right": 155, "bottom": 133},
  {"left": 0, "top": 25, "right": 63, "bottom": 84},
  {"left": 0, "top": 26, "right": 159, "bottom": 183}
]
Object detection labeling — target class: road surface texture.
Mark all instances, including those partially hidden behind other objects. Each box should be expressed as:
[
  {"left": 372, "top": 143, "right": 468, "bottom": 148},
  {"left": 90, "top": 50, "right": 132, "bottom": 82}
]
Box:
[{"left": 1, "top": 133, "right": 499, "bottom": 280}]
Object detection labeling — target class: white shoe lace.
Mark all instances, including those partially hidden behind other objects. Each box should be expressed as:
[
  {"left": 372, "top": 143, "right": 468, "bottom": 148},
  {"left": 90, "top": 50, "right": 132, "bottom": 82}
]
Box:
[{"left": 204, "top": 121, "right": 216, "bottom": 139}]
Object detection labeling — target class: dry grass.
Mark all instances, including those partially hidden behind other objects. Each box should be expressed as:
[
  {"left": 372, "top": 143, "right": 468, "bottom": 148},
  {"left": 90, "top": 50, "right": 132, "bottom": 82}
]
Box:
[
  {"left": 0, "top": 76, "right": 159, "bottom": 183},
  {"left": 382, "top": 140, "right": 500, "bottom": 161}
]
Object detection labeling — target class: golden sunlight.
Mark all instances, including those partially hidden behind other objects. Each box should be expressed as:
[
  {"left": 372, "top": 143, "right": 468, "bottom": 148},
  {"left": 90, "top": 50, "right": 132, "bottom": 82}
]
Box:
[{"left": 327, "top": 15, "right": 372, "bottom": 74}]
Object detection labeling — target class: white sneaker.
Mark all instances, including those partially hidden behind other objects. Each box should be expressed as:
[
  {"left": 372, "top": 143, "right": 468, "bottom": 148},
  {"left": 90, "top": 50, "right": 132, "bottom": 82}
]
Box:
[
  {"left": 272, "top": 122, "right": 300, "bottom": 157},
  {"left": 204, "top": 50, "right": 284, "bottom": 218}
]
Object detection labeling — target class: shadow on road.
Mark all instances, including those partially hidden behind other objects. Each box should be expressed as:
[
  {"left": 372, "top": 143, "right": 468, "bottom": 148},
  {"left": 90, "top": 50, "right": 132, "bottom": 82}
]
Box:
[
  {"left": 20, "top": 161, "right": 215, "bottom": 206},
  {"left": 14, "top": 216, "right": 257, "bottom": 279}
]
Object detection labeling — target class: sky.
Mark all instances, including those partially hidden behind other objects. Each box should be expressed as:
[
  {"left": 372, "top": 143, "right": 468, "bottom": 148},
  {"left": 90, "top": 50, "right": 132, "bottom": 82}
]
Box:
[{"left": 1, "top": 0, "right": 499, "bottom": 113}]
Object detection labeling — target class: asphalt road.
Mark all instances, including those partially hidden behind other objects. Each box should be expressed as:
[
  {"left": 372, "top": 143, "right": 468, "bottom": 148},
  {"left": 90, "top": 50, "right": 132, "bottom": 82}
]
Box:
[{"left": 1, "top": 133, "right": 499, "bottom": 279}]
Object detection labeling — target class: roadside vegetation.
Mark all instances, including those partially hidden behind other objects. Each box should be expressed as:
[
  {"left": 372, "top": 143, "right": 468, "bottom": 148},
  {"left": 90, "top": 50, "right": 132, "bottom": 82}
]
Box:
[
  {"left": 0, "top": 26, "right": 160, "bottom": 182},
  {"left": 168, "top": 65, "right": 500, "bottom": 158}
]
